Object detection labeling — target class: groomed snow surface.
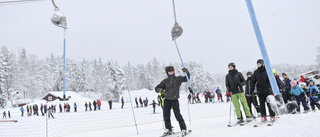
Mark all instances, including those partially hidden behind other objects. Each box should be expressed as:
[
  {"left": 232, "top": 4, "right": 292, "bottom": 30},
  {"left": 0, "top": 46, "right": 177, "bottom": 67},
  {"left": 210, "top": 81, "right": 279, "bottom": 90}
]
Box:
[{"left": 1, "top": 89, "right": 320, "bottom": 137}]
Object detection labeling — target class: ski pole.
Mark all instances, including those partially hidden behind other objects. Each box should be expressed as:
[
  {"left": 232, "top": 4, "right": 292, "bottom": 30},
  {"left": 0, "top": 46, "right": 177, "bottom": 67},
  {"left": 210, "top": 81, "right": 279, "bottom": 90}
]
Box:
[
  {"left": 128, "top": 90, "right": 139, "bottom": 135},
  {"left": 228, "top": 98, "right": 232, "bottom": 125}
]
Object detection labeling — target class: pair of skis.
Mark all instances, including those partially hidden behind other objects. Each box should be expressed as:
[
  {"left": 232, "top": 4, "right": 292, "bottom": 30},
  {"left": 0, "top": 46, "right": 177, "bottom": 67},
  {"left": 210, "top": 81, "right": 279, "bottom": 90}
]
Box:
[
  {"left": 161, "top": 130, "right": 192, "bottom": 137},
  {"left": 227, "top": 120, "right": 253, "bottom": 127},
  {"left": 254, "top": 119, "right": 277, "bottom": 127}
]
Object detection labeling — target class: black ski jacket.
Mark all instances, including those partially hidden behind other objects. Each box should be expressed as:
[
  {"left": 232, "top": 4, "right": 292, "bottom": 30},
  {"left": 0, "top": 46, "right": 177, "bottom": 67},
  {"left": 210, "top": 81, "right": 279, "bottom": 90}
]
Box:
[
  {"left": 155, "top": 70, "right": 190, "bottom": 100},
  {"left": 225, "top": 69, "right": 246, "bottom": 95},
  {"left": 250, "top": 66, "right": 273, "bottom": 96}
]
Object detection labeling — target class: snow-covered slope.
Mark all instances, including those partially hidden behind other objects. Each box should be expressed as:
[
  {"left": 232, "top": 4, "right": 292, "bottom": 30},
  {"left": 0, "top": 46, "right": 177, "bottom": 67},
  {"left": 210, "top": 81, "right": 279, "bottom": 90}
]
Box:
[{"left": 1, "top": 89, "right": 319, "bottom": 137}]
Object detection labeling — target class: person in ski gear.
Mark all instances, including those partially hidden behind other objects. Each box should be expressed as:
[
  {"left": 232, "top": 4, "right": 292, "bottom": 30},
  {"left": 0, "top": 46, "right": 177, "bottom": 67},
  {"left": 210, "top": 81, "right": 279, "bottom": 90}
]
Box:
[
  {"left": 41, "top": 104, "right": 44, "bottom": 115},
  {"left": 48, "top": 107, "right": 55, "bottom": 119},
  {"left": 8, "top": 111, "right": 10, "bottom": 118},
  {"left": 145, "top": 97, "right": 149, "bottom": 107},
  {"left": 196, "top": 92, "right": 201, "bottom": 103},
  {"left": 245, "top": 71, "right": 261, "bottom": 117},
  {"left": 188, "top": 93, "right": 192, "bottom": 104},
  {"left": 149, "top": 100, "right": 158, "bottom": 113},
  {"left": 225, "top": 91, "right": 232, "bottom": 102},
  {"left": 290, "top": 80, "right": 310, "bottom": 113},
  {"left": 139, "top": 97, "right": 143, "bottom": 107},
  {"left": 93, "top": 100, "right": 97, "bottom": 111},
  {"left": 3, "top": 111, "right": 7, "bottom": 119},
  {"left": 59, "top": 104, "right": 62, "bottom": 112},
  {"left": 108, "top": 99, "right": 112, "bottom": 110},
  {"left": 155, "top": 66, "right": 190, "bottom": 135},
  {"left": 89, "top": 102, "right": 92, "bottom": 111},
  {"left": 74, "top": 103, "right": 77, "bottom": 112},
  {"left": 299, "top": 75, "right": 306, "bottom": 83},
  {"left": 97, "top": 100, "right": 101, "bottom": 110},
  {"left": 282, "top": 72, "right": 292, "bottom": 104},
  {"left": 308, "top": 80, "right": 320, "bottom": 111},
  {"left": 121, "top": 97, "right": 124, "bottom": 109},
  {"left": 225, "top": 62, "right": 251, "bottom": 123},
  {"left": 20, "top": 106, "right": 24, "bottom": 117},
  {"left": 250, "top": 59, "right": 275, "bottom": 122},
  {"left": 85, "top": 102, "right": 88, "bottom": 111},
  {"left": 216, "top": 87, "right": 224, "bottom": 102},
  {"left": 135, "top": 97, "right": 139, "bottom": 108}
]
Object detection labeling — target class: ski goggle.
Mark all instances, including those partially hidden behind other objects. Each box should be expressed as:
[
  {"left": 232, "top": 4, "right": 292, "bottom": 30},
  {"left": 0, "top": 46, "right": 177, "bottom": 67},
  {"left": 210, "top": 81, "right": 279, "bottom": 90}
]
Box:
[{"left": 167, "top": 67, "right": 175, "bottom": 72}]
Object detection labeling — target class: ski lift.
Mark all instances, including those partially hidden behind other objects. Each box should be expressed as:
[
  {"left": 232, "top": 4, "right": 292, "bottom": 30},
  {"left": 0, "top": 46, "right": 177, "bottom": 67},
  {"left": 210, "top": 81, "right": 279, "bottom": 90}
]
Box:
[
  {"left": 51, "top": 0, "right": 67, "bottom": 29},
  {"left": 171, "top": 22, "right": 183, "bottom": 40}
]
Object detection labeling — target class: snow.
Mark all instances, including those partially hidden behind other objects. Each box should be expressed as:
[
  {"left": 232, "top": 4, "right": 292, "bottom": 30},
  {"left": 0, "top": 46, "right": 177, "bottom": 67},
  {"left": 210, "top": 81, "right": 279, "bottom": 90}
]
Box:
[{"left": 1, "top": 89, "right": 320, "bottom": 137}]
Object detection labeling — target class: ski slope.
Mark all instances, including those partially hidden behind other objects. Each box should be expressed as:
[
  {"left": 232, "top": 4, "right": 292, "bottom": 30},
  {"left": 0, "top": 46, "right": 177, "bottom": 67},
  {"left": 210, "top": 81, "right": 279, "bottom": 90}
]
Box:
[{"left": 1, "top": 89, "right": 320, "bottom": 137}]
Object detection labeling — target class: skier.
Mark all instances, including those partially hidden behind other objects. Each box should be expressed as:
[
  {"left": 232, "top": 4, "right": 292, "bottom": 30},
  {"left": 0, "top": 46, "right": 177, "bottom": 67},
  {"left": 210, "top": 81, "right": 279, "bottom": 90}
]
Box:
[
  {"left": 48, "top": 107, "right": 55, "bottom": 119},
  {"left": 145, "top": 97, "right": 149, "bottom": 107},
  {"left": 298, "top": 75, "right": 306, "bottom": 83},
  {"left": 188, "top": 93, "right": 192, "bottom": 104},
  {"left": 63, "top": 103, "right": 66, "bottom": 112},
  {"left": 149, "top": 100, "right": 158, "bottom": 114},
  {"left": 89, "top": 102, "right": 92, "bottom": 111},
  {"left": 20, "top": 106, "right": 24, "bottom": 117},
  {"left": 282, "top": 72, "right": 292, "bottom": 104},
  {"left": 26, "top": 106, "right": 30, "bottom": 116},
  {"left": 59, "top": 104, "right": 62, "bottom": 113},
  {"left": 273, "top": 69, "right": 286, "bottom": 100},
  {"left": 308, "top": 80, "right": 320, "bottom": 111},
  {"left": 216, "top": 87, "right": 224, "bottom": 102},
  {"left": 139, "top": 97, "right": 143, "bottom": 107},
  {"left": 251, "top": 59, "right": 275, "bottom": 122},
  {"left": 93, "top": 100, "right": 97, "bottom": 111},
  {"left": 225, "top": 91, "right": 232, "bottom": 102},
  {"left": 196, "top": 92, "right": 201, "bottom": 103},
  {"left": 108, "top": 99, "right": 112, "bottom": 110},
  {"left": 41, "top": 104, "right": 44, "bottom": 116},
  {"left": 85, "top": 102, "right": 88, "bottom": 111},
  {"left": 8, "top": 111, "right": 10, "bottom": 118},
  {"left": 74, "top": 103, "right": 77, "bottom": 112},
  {"left": 135, "top": 97, "right": 139, "bottom": 108},
  {"left": 97, "top": 100, "right": 101, "bottom": 110},
  {"left": 121, "top": 97, "right": 124, "bottom": 109},
  {"left": 35, "top": 104, "right": 39, "bottom": 116},
  {"left": 3, "top": 111, "right": 7, "bottom": 119},
  {"left": 225, "top": 62, "right": 251, "bottom": 123},
  {"left": 155, "top": 66, "right": 190, "bottom": 136},
  {"left": 290, "top": 80, "right": 310, "bottom": 113},
  {"left": 245, "top": 71, "right": 261, "bottom": 117}
]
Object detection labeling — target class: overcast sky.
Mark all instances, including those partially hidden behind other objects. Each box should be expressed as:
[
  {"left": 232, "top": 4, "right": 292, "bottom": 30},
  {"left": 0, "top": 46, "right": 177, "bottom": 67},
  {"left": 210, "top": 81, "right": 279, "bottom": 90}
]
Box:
[{"left": 1, "top": 0, "right": 320, "bottom": 73}]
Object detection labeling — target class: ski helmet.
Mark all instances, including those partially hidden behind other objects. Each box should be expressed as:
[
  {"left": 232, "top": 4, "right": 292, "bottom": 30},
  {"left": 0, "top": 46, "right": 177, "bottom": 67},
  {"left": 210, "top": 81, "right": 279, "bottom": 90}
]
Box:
[
  {"left": 228, "top": 62, "right": 236, "bottom": 69},
  {"left": 247, "top": 71, "right": 253, "bottom": 76}
]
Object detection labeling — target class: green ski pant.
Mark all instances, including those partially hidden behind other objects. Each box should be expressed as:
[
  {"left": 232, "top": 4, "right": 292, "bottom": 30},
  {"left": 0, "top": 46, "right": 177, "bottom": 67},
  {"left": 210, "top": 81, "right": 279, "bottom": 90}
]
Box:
[{"left": 232, "top": 92, "right": 251, "bottom": 119}]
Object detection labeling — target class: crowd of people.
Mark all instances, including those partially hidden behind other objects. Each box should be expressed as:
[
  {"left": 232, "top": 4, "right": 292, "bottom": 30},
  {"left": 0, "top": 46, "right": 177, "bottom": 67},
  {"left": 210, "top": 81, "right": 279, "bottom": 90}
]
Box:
[{"left": 225, "top": 59, "right": 320, "bottom": 124}]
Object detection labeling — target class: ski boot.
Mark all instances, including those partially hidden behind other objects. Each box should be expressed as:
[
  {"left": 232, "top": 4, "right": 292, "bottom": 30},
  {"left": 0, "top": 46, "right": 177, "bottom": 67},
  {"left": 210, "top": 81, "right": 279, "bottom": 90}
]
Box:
[
  {"left": 237, "top": 118, "right": 244, "bottom": 124},
  {"left": 261, "top": 117, "right": 267, "bottom": 122},
  {"left": 181, "top": 129, "right": 187, "bottom": 136},
  {"left": 246, "top": 116, "right": 252, "bottom": 122},
  {"left": 312, "top": 109, "right": 316, "bottom": 112},
  {"left": 162, "top": 129, "right": 173, "bottom": 136},
  {"left": 270, "top": 116, "right": 275, "bottom": 122}
]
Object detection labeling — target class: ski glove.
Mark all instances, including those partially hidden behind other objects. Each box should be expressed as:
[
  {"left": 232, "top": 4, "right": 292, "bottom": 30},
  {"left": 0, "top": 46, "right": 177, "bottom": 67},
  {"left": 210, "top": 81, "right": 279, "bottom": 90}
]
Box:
[
  {"left": 156, "top": 88, "right": 166, "bottom": 96},
  {"left": 182, "top": 68, "right": 189, "bottom": 73}
]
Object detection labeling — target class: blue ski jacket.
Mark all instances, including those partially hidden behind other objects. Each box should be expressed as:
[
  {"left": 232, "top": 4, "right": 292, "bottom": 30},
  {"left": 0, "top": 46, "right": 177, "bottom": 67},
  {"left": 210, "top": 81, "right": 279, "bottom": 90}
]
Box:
[{"left": 290, "top": 85, "right": 305, "bottom": 96}]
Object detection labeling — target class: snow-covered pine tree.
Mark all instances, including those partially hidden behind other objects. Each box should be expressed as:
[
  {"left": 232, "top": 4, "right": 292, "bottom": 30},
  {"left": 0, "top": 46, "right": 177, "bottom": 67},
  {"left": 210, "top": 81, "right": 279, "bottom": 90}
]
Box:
[{"left": 107, "top": 60, "right": 126, "bottom": 101}]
